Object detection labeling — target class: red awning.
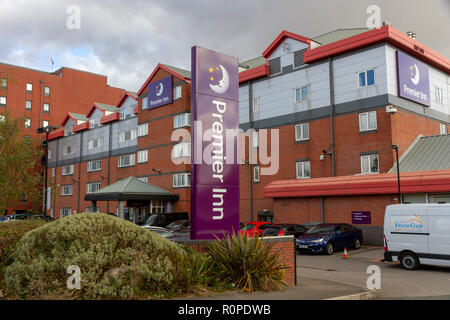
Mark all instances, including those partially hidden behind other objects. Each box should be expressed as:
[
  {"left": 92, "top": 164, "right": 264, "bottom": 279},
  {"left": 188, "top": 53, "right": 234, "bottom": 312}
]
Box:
[{"left": 264, "top": 170, "right": 450, "bottom": 198}]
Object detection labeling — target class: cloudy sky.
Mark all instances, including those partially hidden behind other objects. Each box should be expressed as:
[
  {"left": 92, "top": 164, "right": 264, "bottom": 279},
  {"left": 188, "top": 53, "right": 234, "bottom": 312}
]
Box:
[{"left": 0, "top": 0, "right": 448, "bottom": 92}]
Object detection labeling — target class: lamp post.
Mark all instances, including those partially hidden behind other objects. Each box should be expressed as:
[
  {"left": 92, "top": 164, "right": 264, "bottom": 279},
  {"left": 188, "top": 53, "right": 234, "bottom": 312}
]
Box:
[
  {"left": 392, "top": 145, "right": 401, "bottom": 204},
  {"left": 37, "top": 124, "right": 59, "bottom": 217}
]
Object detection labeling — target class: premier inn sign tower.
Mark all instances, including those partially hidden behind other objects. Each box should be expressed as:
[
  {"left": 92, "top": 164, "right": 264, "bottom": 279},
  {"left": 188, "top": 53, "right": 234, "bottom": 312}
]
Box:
[{"left": 190, "top": 46, "right": 240, "bottom": 240}]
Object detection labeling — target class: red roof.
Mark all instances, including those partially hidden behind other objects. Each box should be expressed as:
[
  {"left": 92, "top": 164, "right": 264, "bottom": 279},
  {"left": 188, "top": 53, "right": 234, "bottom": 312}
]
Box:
[
  {"left": 48, "top": 130, "right": 64, "bottom": 141},
  {"left": 137, "top": 63, "right": 191, "bottom": 96},
  {"left": 262, "top": 30, "right": 311, "bottom": 58},
  {"left": 264, "top": 170, "right": 450, "bottom": 198},
  {"left": 239, "top": 63, "right": 269, "bottom": 83},
  {"left": 72, "top": 122, "right": 90, "bottom": 133},
  {"left": 100, "top": 112, "right": 120, "bottom": 125},
  {"left": 304, "top": 25, "right": 450, "bottom": 74}
]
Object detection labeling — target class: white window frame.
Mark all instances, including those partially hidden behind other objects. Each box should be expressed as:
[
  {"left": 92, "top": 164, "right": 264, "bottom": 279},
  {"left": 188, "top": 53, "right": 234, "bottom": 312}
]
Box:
[
  {"left": 252, "top": 131, "right": 259, "bottom": 149},
  {"left": 62, "top": 164, "right": 74, "bottom": 176},
  {"left": 42, "top": 120, "right": 49, "bottom": 128},
  {"left": 173, "top": 113, "right": 191, "bottom": 129},
  {"left": 43, "top": 103, "right": 50, "bottom": 112},
  {"left": 174, "top": 85, "right": 182, "bottom": 100},
  {"left": 358, "top": 69, "right": 375, "bottom": 88},
  {"left": 172, "top": 142, "right": 191, "bottom": 158},
  {"left": 118, "top": 129, "right": 137, "bottom": 143},
  {"left": 51, "top": 167, "right": 55, "bottom": 177},
  {"left": 60, "top": 207, "right": 72, "bottom": 217},
  {"left": 63, "top": 144, "right": 75, "bottom": 155},
  {"left": 25, "top": 100, "right": 32, "bottom": 110},
  {"left": 173, "top": 173, "right": 191, "bottom": 188},
  {"left": 252, "top": 97, "right": 260, "bottom": 113},
  {"left": 360, "top": 154, "right": 379, "bottom": 174},
  {"left": 295, "top": 123, "right": 309, "bottom": 141},
  {"left": 61, "top": 185, "right": 73, "bottom": 196},
  {"left": 296, "top": 161, "right": 311, "bottom": 179},
  {"left": 118, "top": 154, "right": 135, "bottom": 168},
  {"left": 142, "top": 97, "right": 148, "bottom": 110},
  {"left": 26, "top": 83, "right": 32, "bottom": 92},
  {"left": 86, "top": 182, "right": 101, "bottom": 194},
  {"left": 254, "top": 165, "right": 260, "bottom": 183},
  {"left": 295, "top": 85, "right": 309, "bottom": 103},
  {"left": 138, "top": 123, "right": 148, "bottom": 137},
  {"left": 44, "top": 86, "right": 50, "bottom": 96},
  {"left": 359, "top": 111, "right": 377, "bottom": 132},
  {"left": 87, "top": 159, "right": 102, "bottom": 172},
  {"left": 88, "top": 137, "right": 104, "bottom": 150},
  {"left": 24, "top": 118, "right": 31, "bottom": 128},
  {"left": 435, "top": 86, "right": 444, "bottom": 104},
  {"left": 440, "top": 123, "right": 447, "bottom": 135},
  {"left": 137, "top": 150, "right": 148, "bottom": 163},
  {"left": 138, "top": 177, "right": 148, "bottom": 183},
  {"left": 0, "top": 96, "right": 6, "bottom": 105}
]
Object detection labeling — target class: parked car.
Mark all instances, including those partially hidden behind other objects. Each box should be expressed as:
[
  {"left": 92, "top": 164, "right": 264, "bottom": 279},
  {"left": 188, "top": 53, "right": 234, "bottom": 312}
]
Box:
[
  {"left": 0, "top": 216, "right": 10, "bottom": 223},
  {"left": 142, "top": 225, "right": 175, "bottom": 238},
  {"left": 296, "top": 223, "right": 363, "bottom": 255},
  {"left": 240, "top": 222, "right": 272, "bottom": 237},
  {"left": 9, "top": 213, "right": 32, "bottom": 221},
  {"left": 141, "top": 212, "right": 189, "bottom": 227},
  {"left": 166, "top": 219, "right": 190, "bottom": 231},
  {"left": 263, "top": 224, "right": 308, "bottom": 238},
  {"left": 384, "top": 204, "right": 450, "bottom": 270},
  {"left": 28, "top": 214, "right": 53, "bottom": 221}
]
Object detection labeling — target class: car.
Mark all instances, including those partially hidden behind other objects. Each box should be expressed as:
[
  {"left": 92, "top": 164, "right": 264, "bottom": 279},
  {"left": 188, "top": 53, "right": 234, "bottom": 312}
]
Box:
[
  {"left": 9, "top": 213, "right": 32, "bottom": 221},
  {"left": 165, "top": 219, "right": 190, "bottom": 231},
  {"left": 262, "top": 224, "right": 308, "bottom": 238},
  {"left": 0, "top": 216, "right": 10, "bottom": 223},
  {"left": 240, "top": 222, "right": 272, "bottom": 237},
  {"left": 141, "top": 225, "right": 175, "bottom": 238},
  {"left": 141, "top": 212, "right": 189, "bottom": 227},
  {"left": 384, "top": 204, "right": 450, "bottom": 270},
  {"left": 295, "top": 223, "right": 363, "bottom": 255}
]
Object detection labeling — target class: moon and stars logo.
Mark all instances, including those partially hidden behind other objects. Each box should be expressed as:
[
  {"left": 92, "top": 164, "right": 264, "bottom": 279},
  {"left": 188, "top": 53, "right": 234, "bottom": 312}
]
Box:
[
  {"left": 410, "top": 64, "right": 420, "bottom": 85},
  {"left": 208, "top": 65, "right": 230, "bottom": 94},
  {"left": 155, "top": 82, "right": 164, "bottom": 96}
]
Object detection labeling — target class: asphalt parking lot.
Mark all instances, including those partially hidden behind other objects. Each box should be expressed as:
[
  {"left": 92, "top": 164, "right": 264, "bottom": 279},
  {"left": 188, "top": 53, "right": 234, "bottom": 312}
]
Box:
[{"left": 297, "top": 246, "right": 450, "bottom": 299}]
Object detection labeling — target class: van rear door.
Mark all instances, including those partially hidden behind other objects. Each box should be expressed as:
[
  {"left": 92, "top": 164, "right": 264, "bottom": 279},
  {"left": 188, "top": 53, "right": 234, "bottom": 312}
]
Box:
[{"left": 427, "top": 206, "right": 450, "bottom": 267}]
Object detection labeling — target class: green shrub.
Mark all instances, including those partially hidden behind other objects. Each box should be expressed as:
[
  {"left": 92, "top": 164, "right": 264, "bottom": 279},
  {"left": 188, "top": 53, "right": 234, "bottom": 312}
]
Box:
[
  {"left": 206, "top": 233, "right": 286, "bottom": 293},
  {"left": 4, "top": 213, "right": 208, "bottom": 299}
]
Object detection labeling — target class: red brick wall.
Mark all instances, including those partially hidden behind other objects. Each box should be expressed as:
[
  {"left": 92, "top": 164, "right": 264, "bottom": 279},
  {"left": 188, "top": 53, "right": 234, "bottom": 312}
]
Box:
[{"left": 179, "top": 236, "right": 296, "bottom": 287}]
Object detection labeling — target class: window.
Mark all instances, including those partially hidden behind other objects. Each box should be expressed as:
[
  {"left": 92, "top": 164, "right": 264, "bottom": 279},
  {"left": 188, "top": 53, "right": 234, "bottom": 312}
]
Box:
[
  {"left": 44, "top": 86, "right": 50, "bottom": 96},
  {"left": 138, "top": 177, "right": 148, "bottom": 183},
  {"left": 295, "top": 85, "right": 309, "bottom": 102},
  {"left": 89, "top": 118, "right": 96, "bottom": 128},
  {"left": 62, "top": 165, "right": 74, "bottom": 176},
  {"left": 252, "top": 97, "right": 260, "bottom": 113},
  {"left": 295, "top": 123, "right": 309, "bottom": 141},
  {"left": 142, "top": 97, "right": 148, "bottom": 110},
  {"left": 252, "top": 131, "right": 259, "bottom": 149},
  {"left": 359, "top": 69, "right": 375, "bottom": 87},
  {"left": 361, "top": 154, "right": 379, "bottom": 174},
  {"left": 118, "top": 129, "right": 137, "bottom": 143},
  {"left": 440, "top": 123, "right": 447, "bottom": 135},
  {"left": 86, "top": 182, "right": 101, "bottom": 193},
  {"left": 138, "top": 123, "right": 148, "bottom": 137},
  {"left": 172, "top": 142, "right": 191, "bottom": 158},
  {"left": 25, "top": 100, "right": 32, "bottom": 110},
  {"left": 87, "top": 160, "right": 102, "bottom": 172},
  {"left": 61, "top": 185, "right": 73, "bottom": 196},
  {"left": 268, "top": 57, "right": 281, "bottom": 75},
  {"left": 173, "top": 113, "right": 191, "bottom": 128},
  {"left": 26, "top": 83, "right": 32, "bottom": 92},
  {"left": 359, "top": 111, "right": 377, "bottom": 132},
  {"left": 0, "top": 115, "right": 4, "bottom": 121},
  {"left": 436, "top": 87, "right": 444, "bottom": 104},
  {"left": 254, "top": 166, "right": 260, "bottom": 183},
  {"left": 0, "top": 96, "right": 6, "bottom": 105},
  {"left": 137, "top": 150, "right": 148, "bottom": 163},
  {"left": 150, "top": 200, "right": 165, "bottom": 213},
  {"left": 60, "top": 207, "right": 72, "bottom": 217},
  {"left": 51, "top": 168, "right": 55, "bottom": 177},
  {"left": 0, "top": 78, "right": 6, "bottom": 89},
  {"left": 173, "top": 173, "right": 190, "bottom": 188},
  {"left": 24, "top": 118, "right": 31, "bottom": 128},
  {"left": 64, "top": 126, "right": 73, "bottom": 136},
  {"left": 174, "top": 85, "right": 182, "bottom": 99},
  {"left": 44, "top": 103, "right": 50, "bottom": 112},
  {"left": 296, "top": 161, "right": 311, "bottom": 179},
  {"left": 63, "top": 144, "right": 75, "bottom": 155},
  {"left": 88, "top": 137, "right": 104, "bottom": 150},
  {"left": 48, "top": 150, "right": 51, "bottom": 159},
  {"left": 42, "top": 120, "right": 49, "bottom": 128},
  {"left": 86, "top": 207, "right": 100, "bottom": 213},
  {"left": 118, "top": 154, "right": 135, "bottom": 167}
]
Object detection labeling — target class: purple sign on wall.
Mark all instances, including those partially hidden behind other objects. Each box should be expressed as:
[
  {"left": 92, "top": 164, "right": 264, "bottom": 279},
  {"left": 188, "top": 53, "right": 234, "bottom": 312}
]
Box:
[
  {"left": 147, "top": 75, "right": 173, "bottom": 109},
  {"left": 190, "top": 46, "right": 240, "bottom": 240},
  {"left": 351, "top": 211, "right": 371, "bottom": 225},
  {"left": 397, "top": 51, "right": 430, "bottom": 107}
]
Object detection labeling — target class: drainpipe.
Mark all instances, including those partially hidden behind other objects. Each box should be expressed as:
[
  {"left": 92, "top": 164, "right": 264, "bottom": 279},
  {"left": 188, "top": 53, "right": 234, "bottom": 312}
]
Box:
[
  {"left": 328, "top": 57, "right": 336, "bottom": 177},
  {"left": 248, "top": 81, "right": 254, "bottom": 221},
  {"left": 77, "top": 130, "right": 83, "bottom": 213},
  {"left": 106, "top": 122, "right": 112, "bottom": 213}
]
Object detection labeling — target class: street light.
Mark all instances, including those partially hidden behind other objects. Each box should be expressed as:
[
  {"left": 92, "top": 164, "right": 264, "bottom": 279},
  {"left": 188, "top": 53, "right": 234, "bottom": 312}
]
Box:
[
  {"left": 37, "top": 124, "right": 60, "bottom": 217},
  {"left": 392, "top": 145, "right": 401, "bottom": 204}
]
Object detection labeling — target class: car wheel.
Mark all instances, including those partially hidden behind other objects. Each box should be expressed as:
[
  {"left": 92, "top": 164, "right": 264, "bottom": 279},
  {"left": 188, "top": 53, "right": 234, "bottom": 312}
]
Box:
[
  {"left": 353, "top": 238, "right": 361, "bottom": 250},
  {"left": 325, "top": 242, "right": 334, "bottom": 255},
  {"left": 399, "top": 252, "right": 420, "bottom": 270}
]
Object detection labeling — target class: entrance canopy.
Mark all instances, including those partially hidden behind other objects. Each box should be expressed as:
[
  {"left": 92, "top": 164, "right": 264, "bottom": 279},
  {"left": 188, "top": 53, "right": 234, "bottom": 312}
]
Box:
[{"left": 84, "top": 176, "right": 179, "bottom": 201}]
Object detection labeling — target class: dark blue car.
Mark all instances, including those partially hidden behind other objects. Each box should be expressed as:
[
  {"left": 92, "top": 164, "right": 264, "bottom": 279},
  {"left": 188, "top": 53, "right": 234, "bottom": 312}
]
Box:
[{"left": 295, "top": 223, "right": 363, "bottom": 255}]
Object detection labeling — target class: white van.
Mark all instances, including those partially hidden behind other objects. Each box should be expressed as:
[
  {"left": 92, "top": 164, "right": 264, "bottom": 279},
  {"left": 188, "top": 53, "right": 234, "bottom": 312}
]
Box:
[{"left": 384, "top": 204, "right": 450, "bottom": 270}]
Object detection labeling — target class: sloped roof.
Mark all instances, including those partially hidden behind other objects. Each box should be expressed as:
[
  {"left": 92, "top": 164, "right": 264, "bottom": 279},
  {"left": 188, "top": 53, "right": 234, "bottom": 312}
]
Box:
[
  {"left": 239, "top": 56, "right": 267, "bottom": 71},
  {"left": 390, "top": 134, "right": 450, "bottom": 173},
  {"left": 163, "top": 64, "right": 191, "bottom": 79},
  {"left": 312, "top": 28, "right": 369, "bottom": 45},
  {"left": 69, "top": 112, "right": 88, "bottom": 122},
  {"left": 84, "top": 176, "right": 179, "bottom": 201},
  {"left": 95, "top": 103, "right": 119, "bottom": 112}
]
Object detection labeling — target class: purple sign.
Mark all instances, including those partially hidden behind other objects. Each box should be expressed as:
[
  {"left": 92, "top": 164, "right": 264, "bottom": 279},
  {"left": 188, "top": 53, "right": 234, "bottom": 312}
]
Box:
[
  {"left": 397, "top": 51, "right": 430, "bottom": 107},
  {"left": 351, "top": 211, "right": 371, "bottom": 225},
  {"left": 147, "top": 75, "right": 173, "bottom": 109},
  {"left": 190, "top": 46, "right": 240, "bottom": 240}
]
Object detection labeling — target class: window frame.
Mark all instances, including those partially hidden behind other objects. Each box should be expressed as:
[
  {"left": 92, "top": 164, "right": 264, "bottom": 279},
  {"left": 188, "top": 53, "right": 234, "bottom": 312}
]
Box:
[
  {"left": 0, "top": 96, "right": 6, "bottom": 105},
  {"left": 87, "top": 159, "right": 102, "bottom": 172},
  {"left": 62, "top": 164, "right": 74, "bottom": 176},
  {"left": 173, "top": 173, "right": 191, "bottom": 188},
  {"left": 296, "top": 160, "right": 311, "bottom": 179},
  {"left": 25, "top": 100, "right": 32, "bottom": 110},
  {"left": 253, "top": 165, "right": 260, "bottom": 183},
  {"left": 86, "top": 182, "right": 101, "bottom": 194},
  {"left": 137, "top": 149, "right": 148, "bottom": 163},
  {"left": 26, "top": 83, "right": 33, "bottom": 92},
  {"left": 252, "top": 97, "right": 260, "bottom": 113},
  {"left": 174, "top": 85, "right": 182, "bottom": 100},
  {"left": 43, "top": 103, "right": 50, "bottom": 113},
  {"left": 295, "top": 123, "right": 310, "bottom": 141},
  {"left": 360, "top": 154, "right": 379, "bottom": 174},
  {"left": 440, "top": 123, "right": 447, "bottom": 135},
  {"left": 359, "top": 111, "right": 377, "bottom": 132},
  {"left": 173, "top": 113, "right": 191, "bottom": 129},
  {"left": 63, "top": 144, "right": 75, "bottom": 155},
  {"left": 358, "top": 69, "right": 376, "bottom": 88},
  {"left": 435, "top": 86, "right": 444, "bottom": 104},
  {"left": 61, "top": 185, "right": 73, "bottom": 196},
  {"left": 118, "top": 154, "right": 135, "bottom": 168},
  {"left": 295, "top": 85, "right": 309, "bottom": 103},
  {"left": 24, "top": 118, "right": 31, "bottom": 128},
  {"left": 44, "top": 86, "right": 50, "bottom": 96},
  {"left": 172, "top": 142, "right": 191, "bottom": 158},
  {"left": 138, "top": 123, "right": 149, "bottom": 137}
]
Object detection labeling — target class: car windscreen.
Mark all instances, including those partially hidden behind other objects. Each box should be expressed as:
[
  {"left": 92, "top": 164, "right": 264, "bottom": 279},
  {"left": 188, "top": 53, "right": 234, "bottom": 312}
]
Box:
[
  {"left": 245, "top": 224, "right": 256, "bottom": 231},
  {"left": 166, "top": 220, "right": 188, "bottom": 229},
  {"left": 304, "top": 225, "right": 335, "bottom": 235},
  {"left": 263, "top": 227, "right": 281, "bottom": 235}
]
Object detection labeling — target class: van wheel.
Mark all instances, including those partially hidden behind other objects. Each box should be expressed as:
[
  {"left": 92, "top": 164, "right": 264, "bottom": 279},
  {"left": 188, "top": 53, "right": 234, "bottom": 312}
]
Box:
[
  {"left": 353, "top": 238, "right": 361, "bottom": 250},
  {"left": 399, "top": 253, "right": 420, "bottom": 270},
  {"left": 325, "top": 242, "right": 334, "bottom": 255}
]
